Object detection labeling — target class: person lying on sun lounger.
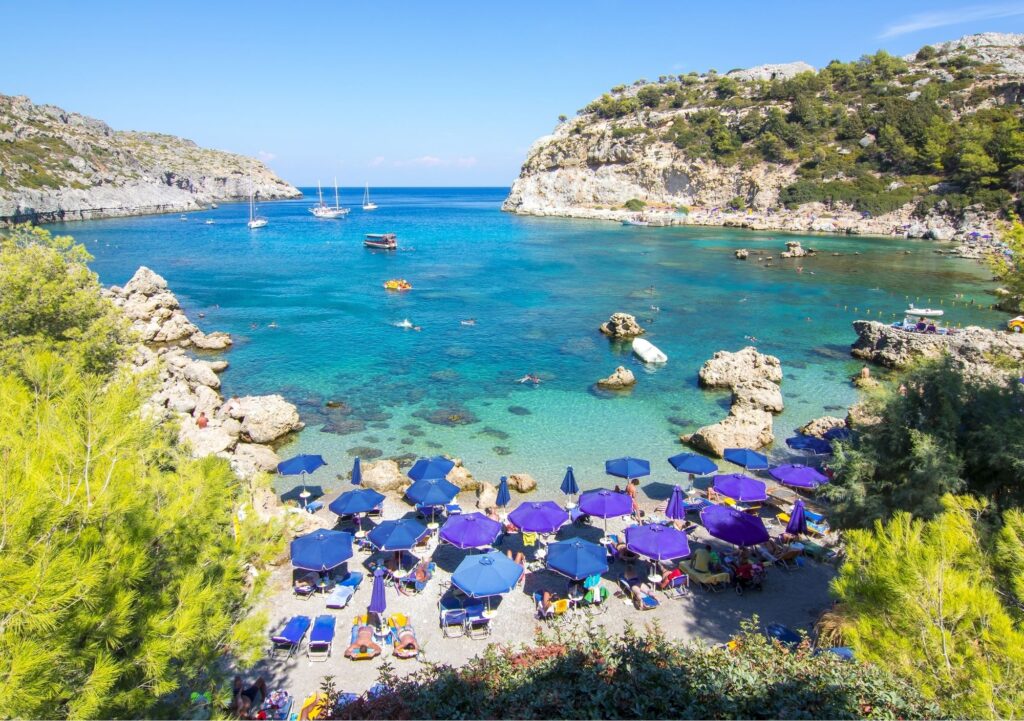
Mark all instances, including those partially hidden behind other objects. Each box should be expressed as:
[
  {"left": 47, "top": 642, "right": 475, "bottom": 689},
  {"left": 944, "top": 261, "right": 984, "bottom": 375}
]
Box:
[
  {"left": 623, "top": 567, "right": 655, "bottom": 607},
  {"left": 393, "top": 626, "right": 419, "bottom": 658},
  {"left": 343, "top": 625, "right": 382, "bottom": 659},
  {"left": 232, "top": 676, "right": 267, "bottom": 717}
]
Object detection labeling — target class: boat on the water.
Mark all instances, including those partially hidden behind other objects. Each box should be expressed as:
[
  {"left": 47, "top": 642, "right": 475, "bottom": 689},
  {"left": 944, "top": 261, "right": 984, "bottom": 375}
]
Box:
[
  {"left": 632, "top": 337, "right": 667, "bottom": 363},
  {"left": 310, "top": 179, "right": 350, "bottom": 218},
  {"left": 204, "top": 219, "right": 215, "bottom": 225},
  {"left": 384, "top": 279, "right": 412, "bottom": 291},
  {"left": 362, "top": 183, "right": 378, "bottom": 211},
  {"left": 210, "top": 203, "right": 218, "bottom": 209},
  {"left": 179, "top": 214, "right": 188, "bottom": 221},
  {"left": 364, "top": 233, "right": 397, "bottom": 250},
  {"left": 906, "top": 307, "right": 944, "bottom": 317},
  {"left": 247, "top": 183, "right": 268, "bottom": 229},
  {"left": 622, "top": 218, "right": 649, "bottom": 226}
]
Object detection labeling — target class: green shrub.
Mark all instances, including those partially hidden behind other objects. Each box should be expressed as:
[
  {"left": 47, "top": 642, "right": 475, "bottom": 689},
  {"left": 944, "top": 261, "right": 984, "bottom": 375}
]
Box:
[
  {"left": 727, "top": 195, "right": 746, "bottom": 210},
  {"left": 623, "top": 198, "right": 646, "bottom": 211}
]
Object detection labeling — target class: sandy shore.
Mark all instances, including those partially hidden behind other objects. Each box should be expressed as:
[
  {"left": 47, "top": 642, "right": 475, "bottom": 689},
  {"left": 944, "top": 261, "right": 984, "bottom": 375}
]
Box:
[{"left": 246, "top": 485, "right": 837, "bottom": 705}]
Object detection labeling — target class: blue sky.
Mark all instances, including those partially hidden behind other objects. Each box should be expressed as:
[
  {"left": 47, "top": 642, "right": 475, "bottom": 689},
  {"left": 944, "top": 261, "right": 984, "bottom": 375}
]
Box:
[{"left": 3, "top": 0, "right": 1024, "bottom": 186}]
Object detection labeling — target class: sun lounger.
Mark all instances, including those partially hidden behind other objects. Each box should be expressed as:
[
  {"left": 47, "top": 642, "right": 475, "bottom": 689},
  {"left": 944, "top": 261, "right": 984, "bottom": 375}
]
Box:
[
  {"left": 326, "top": 585, "right": 355, "bottom": 609},
  {"left": 618, "top": 575, "right": 659, "bottom": 610},
  {"left": 662, "top": 572, "right": 689, "bottom": 599},
  {"left": 388, "top": 613, "right": 421, "bottom": 659},
  {"left": 270, "top": 615, "right": 311, "bottom": 658},
  {"left": 464, "top": 603, "right": 492, "bottom": 638},
  {"left": 800, "top": 539, "right": 839, "bottom": 563},
  {"left": 344, "top": 615, "right": 386, "bottom": 660},
  {"left": 397, "top": 562, "right": 436, "bottom": 594},
  {"left": 439, "top": 607, "right": 467, "bottom": 637},
  {"left": 684, "top": 563, "right": 731, "bottom": 592},
  {"left": 307, "top": 615, "right": 336, "bottom": 661}
]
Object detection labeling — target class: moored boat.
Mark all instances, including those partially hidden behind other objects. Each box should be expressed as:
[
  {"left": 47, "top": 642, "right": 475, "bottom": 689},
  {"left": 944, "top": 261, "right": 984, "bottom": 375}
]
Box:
[
  {"left": 906, "top": 307, "right": 944, "bottom": 317},
  {"left": 247, "top": 181, "right": 268, "bottom": 229},
  {"left": 362, "top": 183, "right": 378, "bottom": 210},
  {"left": 310, "top": 179, "right": 350, "bottom": 218},
  {"left": 632, "top": 337, "right": 668, "bottom": 363},
  {"left": 364, "top": 233, "right": 397, "bottom": 250}
]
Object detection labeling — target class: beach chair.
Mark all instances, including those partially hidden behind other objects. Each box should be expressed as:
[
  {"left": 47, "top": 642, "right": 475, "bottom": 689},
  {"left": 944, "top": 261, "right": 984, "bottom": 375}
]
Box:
[
  {"left": 684, "top": 562, "right": 731, "bottom": 592},
  {"left": 439, "top": 595, "right": 468, "bottom": 637},
  {"left": 270, "top": 615, "right": 311, "bottom": 658},
  {"left": 325, "top": 585, "right": 355, "bottom": 610},
  {"left": 397, "top": 562, "right": 436, "bottom": 595},
  {"left": 307, "top": 615, "right": 336, "bottom": 661},
  {"left": 388, "top": 613, "right": 421, "bottom": 659},
  {"left": 580, "top": 584, "right": 610, "bottom": 615},
  {"left": 344, "top": 615, "right": 386, "bottom": 661},
  {"left": 662, "top": 572, "right": 689, "bottom": 600},
  {"left": 617, "top": 576, "right": 659, "bottom": 610},
  {"left": 293, "top": 575, "right": 318, "bottom": 600},
  {"left": 464, "top": 603, "right": 492, "bottom": 639}
]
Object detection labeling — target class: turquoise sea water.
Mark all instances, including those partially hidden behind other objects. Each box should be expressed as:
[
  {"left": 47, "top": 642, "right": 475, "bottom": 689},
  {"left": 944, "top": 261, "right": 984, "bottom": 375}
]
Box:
[{"left": 54, "top": 187, "right": 1001, "bottom": 495}]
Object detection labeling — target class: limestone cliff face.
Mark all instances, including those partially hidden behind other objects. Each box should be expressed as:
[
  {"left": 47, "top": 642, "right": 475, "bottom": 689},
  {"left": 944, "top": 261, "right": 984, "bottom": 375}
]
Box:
[
  {"left": 503, "top": 34, "right": 1024, "bottom": 238},
  {"left": 0, "top": 94, "right": 301, "bottom": 224}
]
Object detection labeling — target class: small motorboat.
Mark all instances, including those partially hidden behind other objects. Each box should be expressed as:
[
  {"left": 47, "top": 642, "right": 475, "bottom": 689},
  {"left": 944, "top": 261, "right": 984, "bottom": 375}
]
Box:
[
  {"left": 383, "top": 279, "right": 412, "bottom": 291},
  {"left": 632, "top": 337, "right": 667, "bottom": 363},
  {"left": 179, "top": 214, "right": 188, "bottom": 221},
  {"left": 622, "top": 218, "right": 649, "bottom": 226},
  {"left": 393, "top": 319, "right": 414, "bottom": 329},
  {"left": 204, "top": 219, "right": 215, "bottom": 225},
  {"left": 906, "top": 307, "right": 944, "bottom": 317},
  {"left": 365, "top": 233, "right": 397, "bottom": 250}
]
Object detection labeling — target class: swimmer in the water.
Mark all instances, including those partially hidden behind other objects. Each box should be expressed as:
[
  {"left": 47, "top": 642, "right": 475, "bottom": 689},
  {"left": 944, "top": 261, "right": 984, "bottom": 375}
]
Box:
[
  {"left": 250, "top": 323, "right": 258, "bottom": 330},
  {"left": 413, "top": 326, "right": 423, "bottom": 332},
  {"left": 745, "top": 335, "right": 758, "bottom": 344},
  {"left": 517, "top": 374, "right": 541, "bottom": 385},
  {"left": 650, "top": 305, "right": 660, "bottom": 312},
  {"left": 268, "top": 321, "right": 278, "bottom": 329}
]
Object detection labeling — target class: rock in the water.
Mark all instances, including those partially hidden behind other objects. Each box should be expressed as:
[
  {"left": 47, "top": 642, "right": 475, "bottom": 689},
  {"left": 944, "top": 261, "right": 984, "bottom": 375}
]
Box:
[
  {"left": 231, "top": 443, "right": 281, "bottom": 478},
  {"left": 507, "top": 473, "right": 538, "bottom": 493},
  {"left": 699, "top": 346, "right": 783, "bottom": 388},
  {"left": 232, "top": 394, "right": 304, "bottom": 443},
  {"left": 732, "top": 378, "right": 783, "bottom": 413},
  {"left": 359, "top": 459, "right": 408, "bottom": 493},
  {"left": 476, "top": 481, "right": 498, "bottom": 509},
  {"left": 682, "top": 406, "right": 774, "bottom": 457},
  {"left": 800, "top": 416, "right": 847, "bottom": 438},
  {"left": 597, "top": 365, "right": 637, "bottom": 389},
  {"left": 780, "top": 240, "right": 807, "bottom": 258},
  {"left": 599, "top": 312, "right": 646, "bottom": 338},
  {"left": 192, "top": 330, "right": 233, "bottom": 350},
  {"left": 735, "top": 249, "right": 749, "bottom": 259}
]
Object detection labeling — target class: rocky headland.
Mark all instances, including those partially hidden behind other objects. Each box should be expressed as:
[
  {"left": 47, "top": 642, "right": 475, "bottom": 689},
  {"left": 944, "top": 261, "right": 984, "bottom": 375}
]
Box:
[
  {"left": 108, "top": 267, "right": 303, "bottom": 478},
  {"left": 682, "top": 346, "right": 784, "bottom": 456},
  {"left": 503, "top": 33, "right": 1024, "bottom": 249},
  {"left": 0, "top": 93, "right": 301, "bottom": 224}
]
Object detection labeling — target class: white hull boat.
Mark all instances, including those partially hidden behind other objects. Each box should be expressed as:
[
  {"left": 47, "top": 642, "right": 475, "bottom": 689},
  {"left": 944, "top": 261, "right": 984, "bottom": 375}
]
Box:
[
  {"left": 906, "top": 307, "right": 944, "bottom": 317},
  {"left": 632, "top": 337, "right": 668, "bottom": 363},
  {"left": 362, "top": 183, "right": 378, "bottom": 210},
  {"left": 310, "top": 179, "right": 350, "bottom": 218},
  {"left": 247, "top": 181, "right": 268, "bottom": 229}
]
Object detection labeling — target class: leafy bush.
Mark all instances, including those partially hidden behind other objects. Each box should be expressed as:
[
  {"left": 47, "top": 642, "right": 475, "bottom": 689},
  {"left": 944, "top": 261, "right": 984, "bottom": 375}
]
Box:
[
  {"left": 727, "top": 195, "right": 746, "bottom": 210},
  {"left": 323, "top": 621, "right": 934, "bottom": 720},
  {"left": 611, "top": 125, "right": 647, "bottom": 139},
  {"left": 623, "top": 198, "right": 646, "bottom": 211},
  {"left": 778, "top": 176, "right": 916, "bottom": 215}
]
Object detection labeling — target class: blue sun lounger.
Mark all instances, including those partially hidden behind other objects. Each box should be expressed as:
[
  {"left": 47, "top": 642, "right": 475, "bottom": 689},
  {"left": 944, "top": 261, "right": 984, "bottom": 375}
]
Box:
[
  {"left": 270, "top": 615, "right": 311, "bottom": 658},
  {"left": 307, "top": 615, "right": 336, "bottom": 661},
  {"left": 618, "top": 575, "right": 659, "bottom": 610}
]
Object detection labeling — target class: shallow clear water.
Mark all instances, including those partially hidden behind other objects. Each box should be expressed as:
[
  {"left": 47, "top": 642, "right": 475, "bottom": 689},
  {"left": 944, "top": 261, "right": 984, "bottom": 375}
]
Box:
[{"left": 55, "top": 187, "right": 1001, "bottom": 494}]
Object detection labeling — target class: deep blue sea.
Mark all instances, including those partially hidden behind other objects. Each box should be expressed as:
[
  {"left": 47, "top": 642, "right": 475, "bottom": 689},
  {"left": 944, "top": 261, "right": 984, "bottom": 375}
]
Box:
[{"left": 52, "top": 187, "right": 1001, "bottom": 494}]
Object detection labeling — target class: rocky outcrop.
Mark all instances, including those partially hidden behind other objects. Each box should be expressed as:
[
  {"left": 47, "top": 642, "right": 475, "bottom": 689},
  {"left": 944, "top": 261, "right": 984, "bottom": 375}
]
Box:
[
  {"left": 0, "top": 93, "right": 300, "bottom": 225},
  {"left": 851, "top": 320, "right": 1024, "bottom": 376},
  {"left": 683, "top": 347, "right": 784, "bottom": 455},
  {"left": 446, "top": 458, "right": 478, "bottom": 492},
  {"left": 800, "top": 416, "right": 847, "bottom": 438},
  {"left": 780, "top": 240, "right": 807, "bottom": 258},
  {"left": 359, "top": 459, "right": 409, "bottom": 494},
  {"left": 735, "top": 249, "right": 749, "bottom": 260},
  {"left": 599, "top": 312, "right": 645, "bottom": 338},
  {"left": 117, "top": 266, "right": 303, "bottom": 477},
  {"left": 597, "top": 366, "right": 637, "bottom": 389},
  {"left": 507, "top": 473, "right": 538, "bottom": 494},
  {"left": 476, "top": 481, "right": 498, "bottom": 509}
]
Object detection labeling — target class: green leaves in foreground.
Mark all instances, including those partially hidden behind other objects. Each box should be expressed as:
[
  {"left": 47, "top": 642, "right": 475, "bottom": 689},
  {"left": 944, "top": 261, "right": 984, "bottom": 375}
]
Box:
[
  {"left": 0, "top": 354, "right": 284, "bottom": 718},
  {"left": 323, "top": 620, "right": 933, "bottom": 720}
]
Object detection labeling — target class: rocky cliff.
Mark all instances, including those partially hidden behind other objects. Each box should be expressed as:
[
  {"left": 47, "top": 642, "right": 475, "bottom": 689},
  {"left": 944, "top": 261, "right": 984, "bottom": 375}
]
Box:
[
  {"left": 0, "top": 94, "right": 301, "bottom": 224},
  {"left": 504, "top": 33, "right": 1024, "bottom": 241}
]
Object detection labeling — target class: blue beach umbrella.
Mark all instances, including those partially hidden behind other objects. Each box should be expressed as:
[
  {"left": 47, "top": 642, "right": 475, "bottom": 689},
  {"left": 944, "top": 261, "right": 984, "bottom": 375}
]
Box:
[
  {"left": 560, "top": 466, "right": 580, "bottom": 498},
  {"left": 713, "top": 474, "right": 768, "bottom": 503},
  {"left": 508, "top": 501, "right": 569, "bottom": 534},
  {"left": 700, "top": 505, "right": 769, "bottom": 547},
  {"left": 769, "top": 464, "right": 829, "bottom": 490},
  {"left": 605, "top": 456, "right": 651, "bottom": 480},
  {"left": 786, "top": 499, "right": 808, "bottom": 536},
  {"left": 407, "top": 455, "right": 455, "bottom": 482},
  {"left": 723, "top": 448, "right": 769, "bottom": 470},
  {"left": 405, "top": 477, "right": 460, "bottom": 507},
  {"left": 440, "top": 512, "right": 501, "bottom": 550},
  {"left": 495, "top": 476, "right": 512, "bottom": 508},
  {"left": 451, "top": 550, "right": 524, "bottom": 598},
  {"left": 290, "top": 529, "right": 353, "bottom": 572},
  {"left": 546, "top": 538, "right": 608, "bottom": 581},
  {"left": 667, "top": 452, "right": 718, "bottom": 476},
  {"left": 785, "top": 435, "right": 832, "bottom": 454},
  {"left": 351, "top": 456, "right": 362, "bottom": 486},
  {"left": 368, "top": 567, "right": 387, "bottom": 615},
  {"left": 625, "top": 524, "right": 691, "bottom": 562},
  {"left": 329, "top": 488, "right": 385, "bottom": 517},
  {"left": 277, "top": 454, "right": 328, "bottom": 507},
  {"left": 665, "top": 485, "right": 688, "bottom": 521},
  {"left": 367, "top": 519, "right": 428, "bottom": 552},
  {"left": 579, "top": 488, "right": 633, "bottom": 538}
]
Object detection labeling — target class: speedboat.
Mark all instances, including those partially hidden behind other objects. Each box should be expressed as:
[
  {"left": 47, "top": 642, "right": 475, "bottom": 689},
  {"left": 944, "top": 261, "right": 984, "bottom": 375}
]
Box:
[
  {"left": 632, "top": 337, "right": 667, "bottom": 363},
  {"left": 364, "top": 233, "right": 397, "bottom": 249},
  {"left": 906, "top": 307, "right": 944, "bottom": 317}
]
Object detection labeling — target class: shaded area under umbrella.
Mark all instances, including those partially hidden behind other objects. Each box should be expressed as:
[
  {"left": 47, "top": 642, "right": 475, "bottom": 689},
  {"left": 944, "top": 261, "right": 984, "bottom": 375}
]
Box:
[
  {"left": 290, "top": 529, "right": 353, "bottom": 572},
  {"left": 508, "top": 501, "right": 569, "bottom": 534},
  {"left": 278, "top": 453, "right": 328, "bottom": 507},
  {"left": 545, "top": 538, "right": 608, "bottom": 581},
  {"left": 700, "top": 505, "right": 769, "bottom": 547}
]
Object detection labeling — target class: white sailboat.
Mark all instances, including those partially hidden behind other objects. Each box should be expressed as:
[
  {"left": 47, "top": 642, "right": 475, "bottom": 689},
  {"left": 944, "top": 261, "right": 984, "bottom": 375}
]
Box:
[
  {"left": 310, "top": 179, "right": 349, "bottom": 218},
  {"left": 362, "top": 182, "right": 378, "bottom": 211},
  {"left": 247, "top": 184, "right": 267, "bottom": 229}
]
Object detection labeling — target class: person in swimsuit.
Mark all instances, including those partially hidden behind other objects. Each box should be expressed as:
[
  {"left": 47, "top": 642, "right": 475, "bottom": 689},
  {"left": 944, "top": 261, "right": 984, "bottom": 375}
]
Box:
[
  {"left": 344, "top": 625, "right": 382, "bottom": 658},
  {"left": 233, "top": 676, "right": 267, "bottom": 716}
]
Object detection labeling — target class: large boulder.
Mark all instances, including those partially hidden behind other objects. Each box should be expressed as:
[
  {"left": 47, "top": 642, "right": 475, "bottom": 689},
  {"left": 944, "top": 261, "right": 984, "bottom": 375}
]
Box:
[
  {"left": 178, "top": 423, "right": 236, "bottom": 458},
  {"left": 181, "top": 359, "right": 221, "bottom": 389},
  {"left": 191, "top": 330, "right": 233, "bottom": 350},
  {"left": 732, "top": 378, "right": 784, "bottom": 413},
  {"left": 507, "top": 473, "right": 537, "bottom": 493},
  {"left": 476, "top": 481, "right": 498, "bottom": 509},
  {"left": 447, "top": 460, "right": 478, "bottom": 492},
  {"left": 681, "top": 406, "right": 774, "bottom": 457},
  {"left": 800, "top": 416, "right": 847, "bottom": 438},
  {"left": 596, "top": 366, "right": 636, "bottom": 390},
  {"left": 699, "top": 347, "right": 782, "bottom": 388},
  {"left": 121, "top": 266, "right": 168, "bottom": 296},
  {"left": 599, "top": 312, "right": 646, "bottom": 338},
  {"left": 231, "top": 443, "right": 281, "bottom": 478},
  {"left": 231, "top": 394, "right": 304, "bottom": 443},
  {"left": 359, "top": 459, "right": 408, "bottom": 493}
]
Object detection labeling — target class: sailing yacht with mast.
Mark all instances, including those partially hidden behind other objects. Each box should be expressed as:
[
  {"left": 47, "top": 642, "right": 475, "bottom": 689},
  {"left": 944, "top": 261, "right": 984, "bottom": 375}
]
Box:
[
  {"left": 247, "top": 183, "right": 268, "bottom": 229},
  {"left": 362, "top": 182, "right": 378, "bottom": 211},
  {"left": 310, "top": 179, "right": 350, "bottom": 218}
]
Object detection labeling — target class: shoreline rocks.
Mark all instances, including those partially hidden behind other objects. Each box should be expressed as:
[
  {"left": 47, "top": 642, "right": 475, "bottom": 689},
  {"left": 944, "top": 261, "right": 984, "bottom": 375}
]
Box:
[
  {"left": 599, "top": 312, "right": 645, "bottom": 338},
  {"left": 597, "top": 366, "right": 637, "bottom": 390},
  {"left": 683, "top": 346, "right": 784, "bottom": 456}
]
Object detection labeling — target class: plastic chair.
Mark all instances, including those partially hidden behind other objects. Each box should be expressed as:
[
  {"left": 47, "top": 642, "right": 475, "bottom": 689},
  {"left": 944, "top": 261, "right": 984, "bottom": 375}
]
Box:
[
  {"left": 662, "top": 572, "right": 689, "bottom": 600},
  {"left": 464, "top": 604, "right": 492, "bottom": 638},
  {"left": 439, "top": 607, "right": 467, "bottom": 638}
]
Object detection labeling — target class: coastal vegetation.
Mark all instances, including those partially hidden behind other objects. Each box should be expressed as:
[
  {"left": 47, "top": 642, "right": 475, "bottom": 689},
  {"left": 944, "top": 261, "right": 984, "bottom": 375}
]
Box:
[
  {"left": 989, "top": 215, "right": 1024, "bottom": 310},
  {"left": 322, "top": 621, "right": 933, "bottom": 720},
  {"left": 0, "top": 226, "right": 283, "bottom": 719}
]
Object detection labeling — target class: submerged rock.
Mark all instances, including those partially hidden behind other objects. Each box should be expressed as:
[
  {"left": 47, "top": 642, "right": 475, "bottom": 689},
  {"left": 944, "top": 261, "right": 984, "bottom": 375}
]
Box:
[
  {"left": 599, "top": 312, "right": 646, "bottom": 338},
  {"left": 507, "top": 405, "right": 531, "bottom": 416}
]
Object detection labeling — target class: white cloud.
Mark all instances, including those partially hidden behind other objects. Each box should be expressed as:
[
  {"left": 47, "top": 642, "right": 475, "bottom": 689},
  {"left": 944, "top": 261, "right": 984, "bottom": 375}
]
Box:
[
  {"left": 409, "top": 155, "right": 443, "bottom": 167},
  {"left": 880, "top": 2, "right": 1024, "bottom": 38},
  {"left": 257, "top": 150, "right": 276, "bottom": 162},
  {"left": 369, "top": 155, "right": 386, "bottom": 167},
  {"left": 455, "top": 156, "right": 478, "bottom": 168}
]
